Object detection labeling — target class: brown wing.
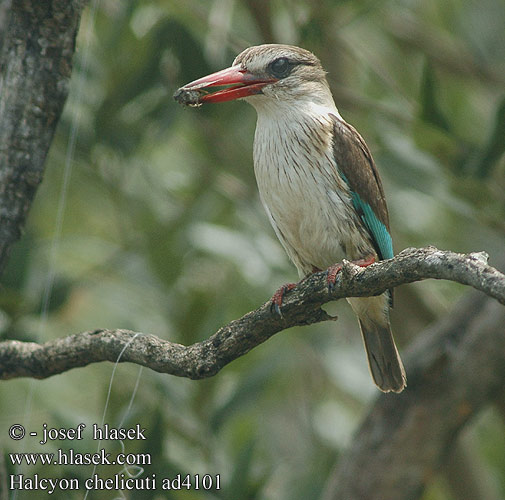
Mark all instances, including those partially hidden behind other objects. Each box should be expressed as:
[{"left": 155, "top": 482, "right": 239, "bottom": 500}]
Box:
[
  {"left": 331, "top": 115, "right": 390, "bottom": 232},
  {"left": 331, "top": 115, "right": 394, "bottom": 305}
]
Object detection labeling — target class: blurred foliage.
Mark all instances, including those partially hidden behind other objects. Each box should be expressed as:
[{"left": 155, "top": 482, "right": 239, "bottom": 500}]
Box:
[{"left": 1, "top": 0, "right": 505, "bottom": 498}]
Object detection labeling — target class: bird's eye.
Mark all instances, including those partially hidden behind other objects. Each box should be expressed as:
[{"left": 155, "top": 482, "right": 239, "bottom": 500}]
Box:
[{"left": 269, "top": 57, "right": 292, "bottom": 78}]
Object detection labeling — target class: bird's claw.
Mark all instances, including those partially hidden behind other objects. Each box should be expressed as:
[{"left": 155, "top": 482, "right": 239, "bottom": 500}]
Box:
[
  {"left": 326, "top": 263, "right": 342, "bottom": 291},
  {"left": 326, "top": 255, "right": 376, "bottom": 292},
  {"left": 270, "top": 283, "right": 297, "bottom": 317},
  {"left": 271, "top": 302, "right": 282, "bottom": 317}
]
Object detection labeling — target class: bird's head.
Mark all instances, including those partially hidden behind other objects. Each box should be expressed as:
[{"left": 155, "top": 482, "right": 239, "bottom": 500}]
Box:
[{"left": 175, "top": 44, "right": 334, "bottom": 111}]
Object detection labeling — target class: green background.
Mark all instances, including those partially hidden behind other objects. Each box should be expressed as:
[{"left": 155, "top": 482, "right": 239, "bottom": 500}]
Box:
[{"left": 1, "top": 0, "right": 504, "bottom": 498}]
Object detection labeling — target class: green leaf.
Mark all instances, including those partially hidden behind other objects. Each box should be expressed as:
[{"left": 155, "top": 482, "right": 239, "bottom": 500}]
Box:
[
  {"left": 474, "top": 95, "right": 505, "bottom": 178},
  {"left": 419, "top": 60, "right": 451, "bottom": 133}
]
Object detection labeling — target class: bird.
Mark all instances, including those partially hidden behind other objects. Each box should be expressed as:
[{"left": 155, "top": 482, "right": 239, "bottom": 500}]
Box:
[{"left": 175, "top": 44, "right": 406, "bottom": 393}]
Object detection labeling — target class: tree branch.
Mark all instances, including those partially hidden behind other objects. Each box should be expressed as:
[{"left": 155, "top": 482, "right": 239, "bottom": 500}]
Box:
[
  {"left": 0, "top": 0, "right": 86, "bottom": 274},
  {"left": 0, "top": 246, "right": 503, "bottom": 381}
]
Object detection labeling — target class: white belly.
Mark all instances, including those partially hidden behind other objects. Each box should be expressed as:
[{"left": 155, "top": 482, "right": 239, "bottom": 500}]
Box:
[{"left": 253, "top": 112, "right": 372, "bottom": 277}]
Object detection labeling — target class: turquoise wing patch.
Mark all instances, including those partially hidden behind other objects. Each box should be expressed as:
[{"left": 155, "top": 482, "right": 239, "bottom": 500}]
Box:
[
  {"left": 349, "top": 191, "right": 394, "bottom": 260},
  {"left": 338, "top": 170, "right": 393, "bottom": 260}
]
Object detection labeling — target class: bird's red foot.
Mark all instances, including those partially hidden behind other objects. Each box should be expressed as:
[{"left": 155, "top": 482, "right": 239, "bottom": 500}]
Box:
[
  {"left": 326, "top": 255, "right": 376, "bottom": 290},
  {"left": 270, "top": 283, "right": 297, "bottom": 316}
]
